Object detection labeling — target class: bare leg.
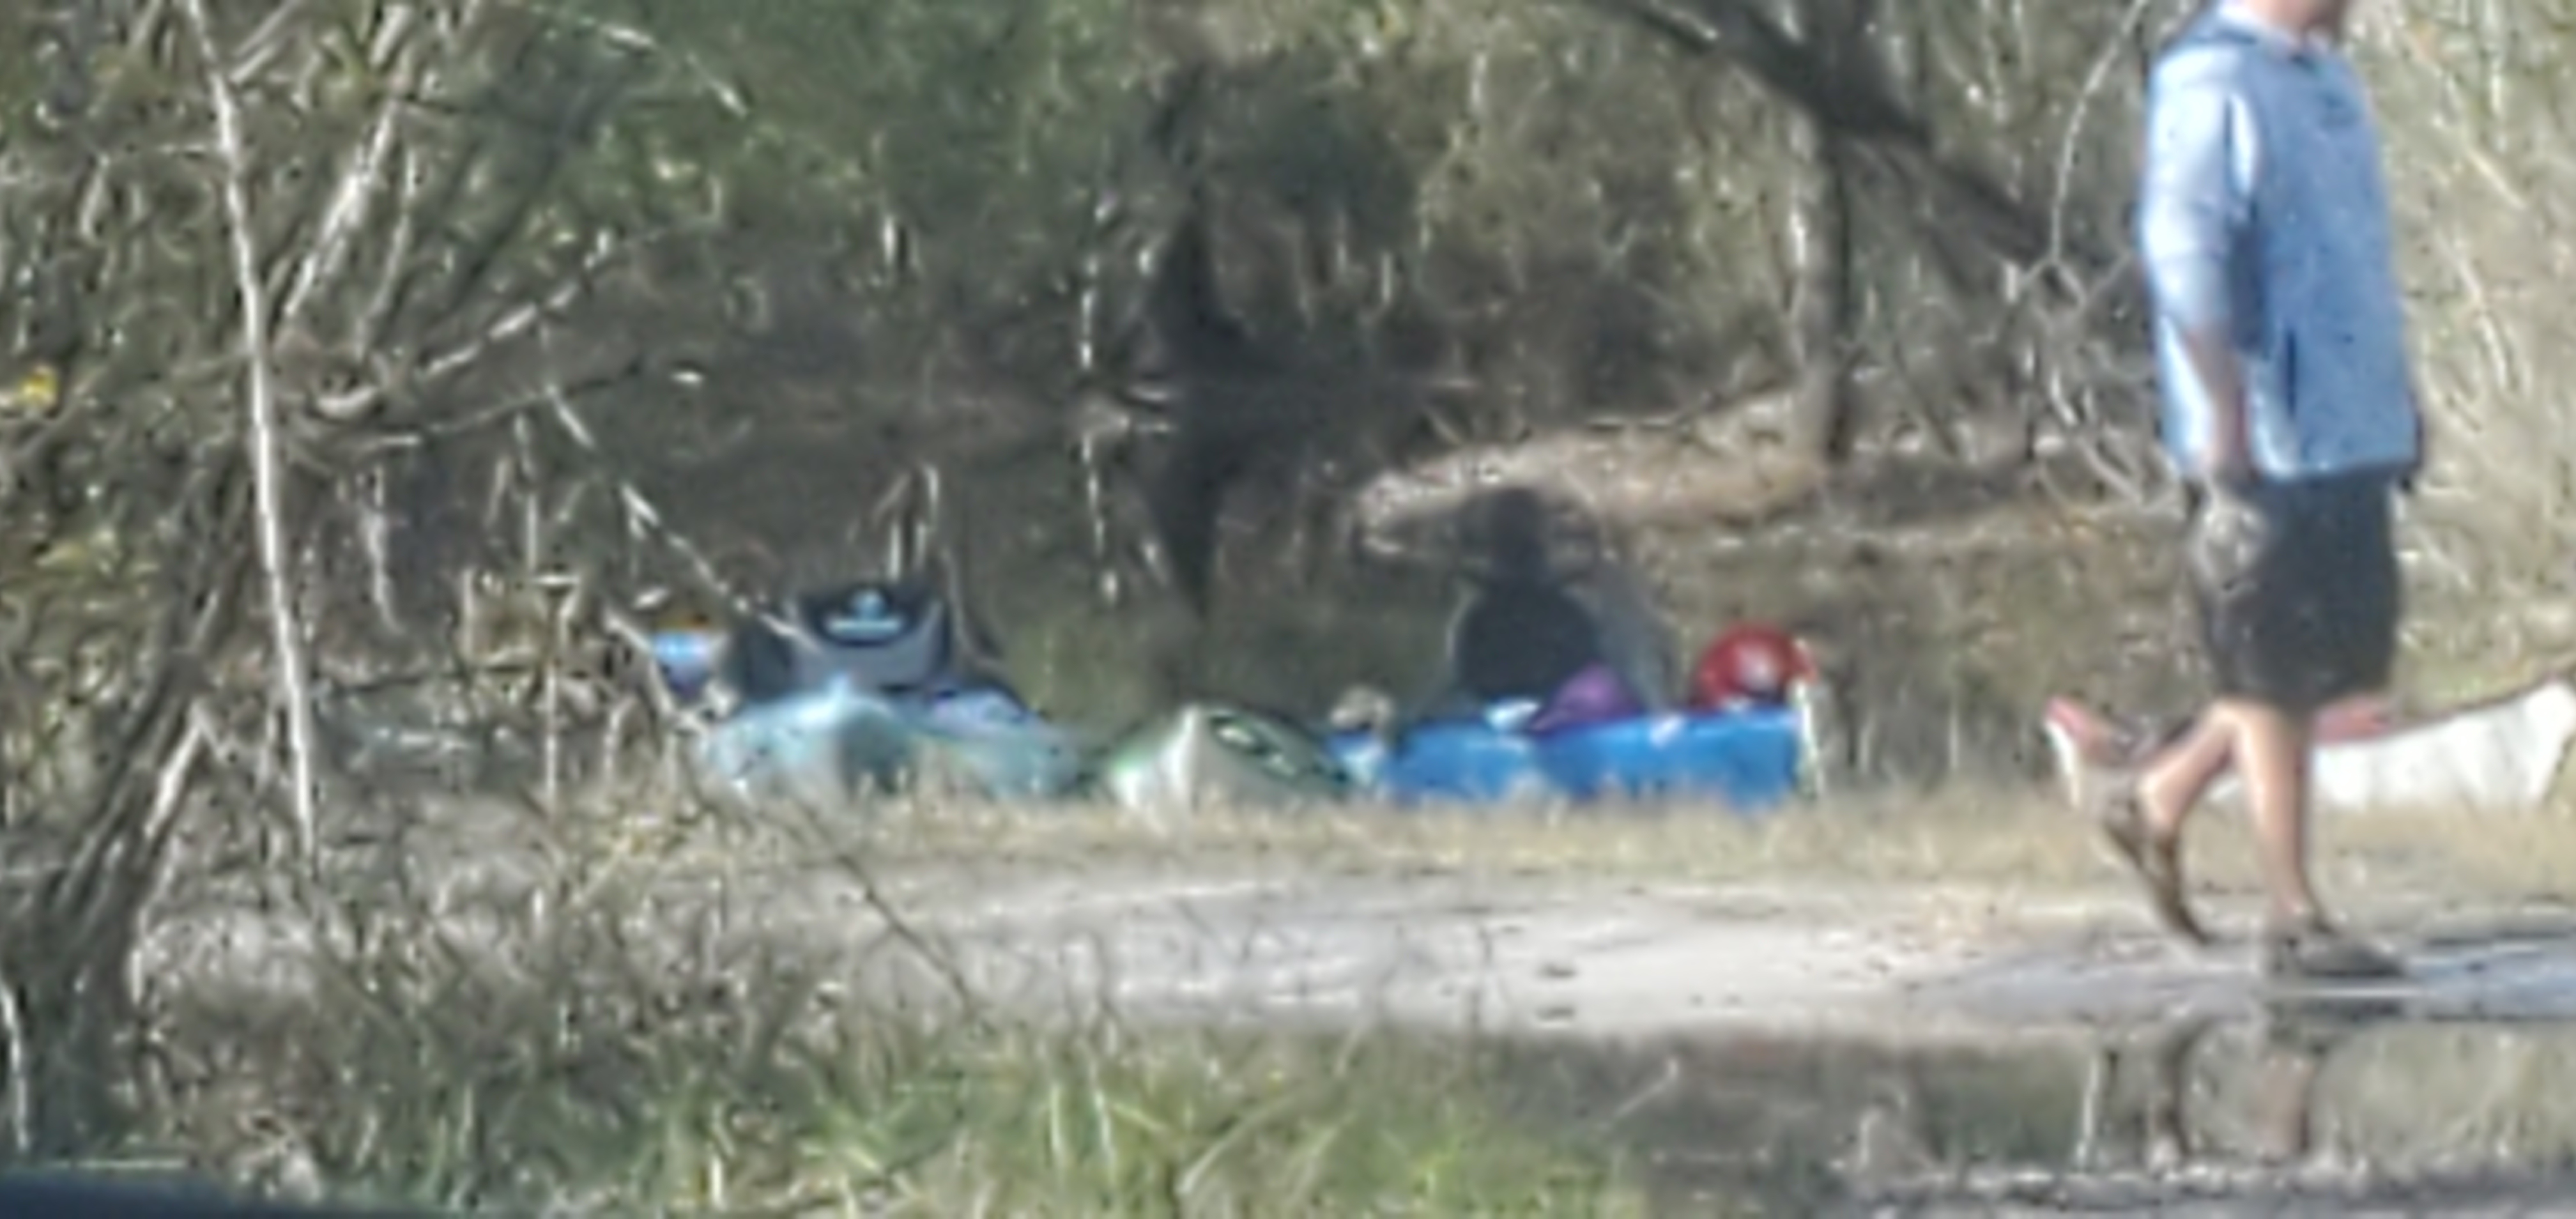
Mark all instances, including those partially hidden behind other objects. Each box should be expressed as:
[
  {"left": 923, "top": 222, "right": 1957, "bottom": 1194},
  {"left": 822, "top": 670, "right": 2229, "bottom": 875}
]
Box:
[
  {"left": 2137, "top": 698, "right": 2322, "bottom": 923},
  {"left": 2136, "top": 708, "right": 2241, "bottom": 841},
  {"left": 2126, "top": 698, "right": 2328, "bottom": 935},
  {"left": 2253, "top": 1039, "right": 2323, "bottom": 1163},
  {"left": 2235, "top": 700, "right": 2322, "bottom": 924},
  {"left": 2235, "top": 696, "right": 2400, "bottom": 979},
  {"left": 2096, "top": 705, "right": 2241, "bottom": 946},
  {"left": 2081, "top": 707, "right": 2234, "bottom": 945},
  {"left": 2049, "top": 693, "right": 2400, "bottom": 790},
  {"left": 2142, "top": 1016, "right": 2216, "bottom": 1171}
]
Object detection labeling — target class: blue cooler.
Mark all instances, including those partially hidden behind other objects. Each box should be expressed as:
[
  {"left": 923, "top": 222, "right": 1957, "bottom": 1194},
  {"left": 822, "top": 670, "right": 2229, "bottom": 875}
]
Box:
[
  {"left": 1533, "top": 705, "right": 1805, "bottom": 813},
  {"left": 696, "top": 678, "right": 916, "bottom": 804},
  {"left": 1372, "top": 716, "right": 1556, "bottom": 806},
  {"left": 908, "top": 684, "right": 1087, "bottom": 801}
]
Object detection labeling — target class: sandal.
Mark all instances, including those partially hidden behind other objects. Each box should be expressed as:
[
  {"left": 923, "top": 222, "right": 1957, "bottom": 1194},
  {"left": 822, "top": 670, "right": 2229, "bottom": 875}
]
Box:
[
  {"left": 2262, "top": 914, "right": 2405, "bottom": 983},
  {"left": 2080, "top": 764, "right": 2212, "bottom": 947}
]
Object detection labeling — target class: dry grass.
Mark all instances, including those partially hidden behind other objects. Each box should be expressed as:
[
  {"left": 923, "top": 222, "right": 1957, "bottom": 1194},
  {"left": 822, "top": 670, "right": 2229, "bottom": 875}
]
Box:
[
  {"left": 793, "top": 779, "right": 2576, "bottom": 896},
  {"left": 2363, "top": 2, "right": 2576, "bottom": 578}
]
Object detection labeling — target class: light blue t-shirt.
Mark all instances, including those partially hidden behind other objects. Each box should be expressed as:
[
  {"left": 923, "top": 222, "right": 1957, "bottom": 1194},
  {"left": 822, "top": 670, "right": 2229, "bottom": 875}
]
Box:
[{"left": 2138, "top": 3, "right": 2421, "bottom": 483}]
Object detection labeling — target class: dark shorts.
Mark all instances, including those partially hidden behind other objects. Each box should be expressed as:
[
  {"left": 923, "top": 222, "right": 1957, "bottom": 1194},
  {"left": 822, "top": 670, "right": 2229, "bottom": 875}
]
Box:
[{"left": 2184, "top": 471, "right": 2402, "bottom": 715}]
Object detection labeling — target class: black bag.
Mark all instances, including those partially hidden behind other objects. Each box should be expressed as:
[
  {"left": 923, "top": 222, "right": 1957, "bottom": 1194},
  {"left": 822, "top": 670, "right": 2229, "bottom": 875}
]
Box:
[{"left": 790, "top": 579, "right": 958, "bottom": 694}]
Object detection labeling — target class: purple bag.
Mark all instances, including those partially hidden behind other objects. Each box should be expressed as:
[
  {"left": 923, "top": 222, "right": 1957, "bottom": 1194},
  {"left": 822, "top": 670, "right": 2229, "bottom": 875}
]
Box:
[{"left": 1526, "top": 663, "right": 1644, "bottom": 735}]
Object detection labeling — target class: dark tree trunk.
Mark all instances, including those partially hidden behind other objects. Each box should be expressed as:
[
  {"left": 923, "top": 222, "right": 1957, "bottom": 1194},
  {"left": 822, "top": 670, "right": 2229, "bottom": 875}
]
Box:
[
  {"left": 1782, "top": 0, "right": 1865, "bottom": 463},
  {"left": 1784, "top": 126, "right": 1855, "bottom": 462}
]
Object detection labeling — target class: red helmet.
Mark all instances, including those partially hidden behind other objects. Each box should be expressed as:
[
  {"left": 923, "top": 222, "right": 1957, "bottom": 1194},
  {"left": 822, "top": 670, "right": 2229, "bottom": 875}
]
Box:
[{"left": 1688, "top": 623, "right": 1816, "bottom": 711}]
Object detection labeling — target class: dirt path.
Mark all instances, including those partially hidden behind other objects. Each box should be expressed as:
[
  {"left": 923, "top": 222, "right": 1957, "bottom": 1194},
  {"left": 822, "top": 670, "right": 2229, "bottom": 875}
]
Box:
[
  {"left": 899, "top": 871, "right": 2012, "bottom": 1039},
  {"left": 869, "top": 868, "right": 2576, "bottom": 1039},
  {"left": 141, "top": 808, "right": 2576, "bottom": 1043}
]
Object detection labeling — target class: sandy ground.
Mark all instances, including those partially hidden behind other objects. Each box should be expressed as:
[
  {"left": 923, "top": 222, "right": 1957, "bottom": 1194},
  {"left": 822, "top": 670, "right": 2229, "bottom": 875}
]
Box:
[
  {"left": 847, "top": 868, "right": 2576, "bottom": 1039},
  {"left": 140, "top": 811, "right": 2576, "bottom": 1044},
  {"left": 891, "top": 870, "right": 2010, "bottom": 1039}
]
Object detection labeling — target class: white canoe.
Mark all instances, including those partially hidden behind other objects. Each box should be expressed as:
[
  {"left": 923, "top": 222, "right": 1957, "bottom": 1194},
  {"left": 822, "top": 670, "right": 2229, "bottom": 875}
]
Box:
[{"left": 2044, "top": 680, "right": 2576, "bottom": 815}]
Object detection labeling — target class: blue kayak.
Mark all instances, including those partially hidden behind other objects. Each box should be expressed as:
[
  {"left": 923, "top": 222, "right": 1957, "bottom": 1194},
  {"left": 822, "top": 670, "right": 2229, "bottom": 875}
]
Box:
[
  {"left": 1326, "top": 701, "right": 1810, "bottom": 814},
  {"left": 691, "top": 677, "right": 1084, "bottom": 807},
  {"left": 691, "top": 676, "right": 917, "bottom": 808},
  {"left": 905, "top": 684, "right": 1089, "bottom": 801},
  {"left": 1342, "top": 713, "right": 1554, "bottom": 805}
]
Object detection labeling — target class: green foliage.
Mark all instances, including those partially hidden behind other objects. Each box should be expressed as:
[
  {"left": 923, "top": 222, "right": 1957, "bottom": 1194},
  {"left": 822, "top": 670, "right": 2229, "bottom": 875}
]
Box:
[
  {"left": 125, "top": 892, "right": 1643, "bottom": 1215},
  {"left": 638, "top": 7, "right": 1126, "bottom": 231},
  {"left": 539, "top": 0, "right": 1814, "bottom": 410}
]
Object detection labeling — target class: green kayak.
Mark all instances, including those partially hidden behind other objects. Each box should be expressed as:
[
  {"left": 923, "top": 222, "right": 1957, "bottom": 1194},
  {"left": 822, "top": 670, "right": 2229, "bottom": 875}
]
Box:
[{"left": 1094, "top": 703, "right": 1357, "bottom": 815}]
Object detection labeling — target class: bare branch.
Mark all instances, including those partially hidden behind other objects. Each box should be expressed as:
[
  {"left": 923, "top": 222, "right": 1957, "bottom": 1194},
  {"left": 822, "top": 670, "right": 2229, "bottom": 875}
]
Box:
[
  {"left": 0, "top": 949, "right": 23, "bottom": 1156},
  {"left": 182, "top": 0, "right": 320, "bottom": 864},
  {"left": 279, "top": 15, "right": 422, "bottom": 330},
  {"left": 2046, "top": 0, "right": 2161, "bottom": 268},
  {"left": 536, "top": 356, "right": 765, "bottom": 623},
  {"left": 228, "top": 0, "right": 319, "bottom": 86},
  {"left": 1593, "top": 0, "right": 2102, "bottom": 272}
]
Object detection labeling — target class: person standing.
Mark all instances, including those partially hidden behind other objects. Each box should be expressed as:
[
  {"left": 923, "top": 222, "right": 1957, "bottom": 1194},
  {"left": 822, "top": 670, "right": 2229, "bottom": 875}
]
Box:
[
  {"left": 2085, "top": 0, "right": 2423, "bottom": 979},
  {"left": 1441, "top": 487, "right": 1611, "bottom": 709}
]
